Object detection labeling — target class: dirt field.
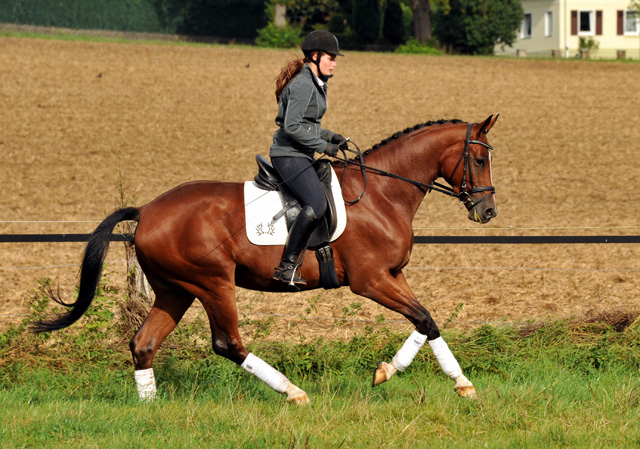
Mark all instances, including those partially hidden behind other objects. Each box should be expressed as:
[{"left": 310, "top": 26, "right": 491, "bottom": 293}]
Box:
[{"left": 1, "top": 36, "right": 639, "bottom": 340}]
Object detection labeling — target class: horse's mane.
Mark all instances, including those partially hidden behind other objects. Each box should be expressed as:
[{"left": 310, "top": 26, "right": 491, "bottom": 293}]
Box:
[{"left": 343, "top": 119, "right": 464, "bottom": 162}]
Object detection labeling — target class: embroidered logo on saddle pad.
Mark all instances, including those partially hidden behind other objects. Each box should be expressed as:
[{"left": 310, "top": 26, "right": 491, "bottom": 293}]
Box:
[{"left": 244, "top": 167, "right": 347, "bottom": 246}]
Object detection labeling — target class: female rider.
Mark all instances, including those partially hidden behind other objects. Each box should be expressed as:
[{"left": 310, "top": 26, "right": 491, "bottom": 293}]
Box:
[{"left": 270, "top": 30, "right": 347, "bottom": 285}]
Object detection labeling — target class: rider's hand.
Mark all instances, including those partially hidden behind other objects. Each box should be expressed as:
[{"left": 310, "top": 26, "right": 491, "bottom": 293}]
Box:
[
  {"left": 331, "top": 133, "right": 348, "bottom": 149},
  {"left": 324, "top": 143, "right": 339, "bottom": 157}
]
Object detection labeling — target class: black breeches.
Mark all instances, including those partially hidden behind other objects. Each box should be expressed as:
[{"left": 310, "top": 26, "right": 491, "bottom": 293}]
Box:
[{"left": 272, "top": 156, "right": 328, "bottom": 218}]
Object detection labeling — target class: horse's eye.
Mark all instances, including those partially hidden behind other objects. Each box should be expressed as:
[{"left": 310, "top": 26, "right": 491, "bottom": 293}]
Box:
[{"left": 475, "top": 158, "right": 486, "bottom": 167}]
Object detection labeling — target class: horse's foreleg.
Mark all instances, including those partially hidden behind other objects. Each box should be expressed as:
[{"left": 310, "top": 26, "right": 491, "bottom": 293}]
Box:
[
  {"left": 354, "top": 271, "right": 477, "bottom": 398},
  {"left": 428, "top": 336, "right": 476, "bottom": 398},
  {"left": 373, "top": 331, "right": 476, "bottom": 398}
]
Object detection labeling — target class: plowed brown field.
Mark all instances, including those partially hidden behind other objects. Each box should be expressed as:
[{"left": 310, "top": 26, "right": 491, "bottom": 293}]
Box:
[{"left": 1, "top": 36, "right": 639, "bottom": 341}]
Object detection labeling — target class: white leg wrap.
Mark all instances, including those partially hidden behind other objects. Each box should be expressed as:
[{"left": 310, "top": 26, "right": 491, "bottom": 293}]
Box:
[
  {"left": 428, "top": 336, "right": 463, "bottom": 380},
  {"left": 135, "top": 368, "right": 157, "bottom": 401},
  {"left": 241, "top": 353, "right": 290, "bottom": 393},
  {"left": 391, "top": 330, "right": 428, "bottom": 372}
]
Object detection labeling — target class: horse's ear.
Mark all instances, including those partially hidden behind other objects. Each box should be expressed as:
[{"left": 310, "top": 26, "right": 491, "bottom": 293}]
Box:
[{"left": 478, "top": 114, "right": 499, "bottom": 135}]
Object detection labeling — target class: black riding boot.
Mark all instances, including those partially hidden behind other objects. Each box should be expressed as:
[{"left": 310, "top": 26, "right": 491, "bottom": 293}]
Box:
[{"left": 273, "top": 205, "right": 319, "bottom": 285}]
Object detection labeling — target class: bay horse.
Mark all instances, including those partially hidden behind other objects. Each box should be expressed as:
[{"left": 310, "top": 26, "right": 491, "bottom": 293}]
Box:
[{"left": 34, "top": 116, "right": 499, "bottom": 404}]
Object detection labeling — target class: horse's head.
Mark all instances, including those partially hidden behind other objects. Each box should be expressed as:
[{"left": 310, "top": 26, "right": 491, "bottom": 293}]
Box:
[{"left": 441, "top": 115, "right": 499, "bottom": 224}]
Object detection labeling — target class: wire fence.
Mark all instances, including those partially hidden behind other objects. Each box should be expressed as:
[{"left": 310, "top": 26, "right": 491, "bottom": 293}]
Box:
[{"left": 1, "top": 221, "right": 638, "bottom": 327}]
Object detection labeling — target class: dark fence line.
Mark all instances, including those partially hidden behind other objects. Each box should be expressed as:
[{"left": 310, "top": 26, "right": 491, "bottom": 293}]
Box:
[
  {"left": 1, "top": 234, "right": 640, "bottom": 244},
  {"left": 413, "top": 235, "right": 640, "bottom": 244},
  {"left": 0, "top": 234, "right": 133, "bottom": 242}
]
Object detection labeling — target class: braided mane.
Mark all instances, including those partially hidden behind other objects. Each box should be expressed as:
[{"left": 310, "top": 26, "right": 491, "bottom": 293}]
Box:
[{"left": 363, "top": 119, "right": 464, "bottom": 156}]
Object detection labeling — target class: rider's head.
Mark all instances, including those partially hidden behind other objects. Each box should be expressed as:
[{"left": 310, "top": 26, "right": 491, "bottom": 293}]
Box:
[{"left": 301, "top": 30, "right": 344, "bottom": 82}]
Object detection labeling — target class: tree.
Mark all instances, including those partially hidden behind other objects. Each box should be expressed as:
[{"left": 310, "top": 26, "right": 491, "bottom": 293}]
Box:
[
  {"left": 412, "top": 0, "right": 449, "bottom": 43},
  {"left": 352, "top": 0, "right": 381, "bottom": 43},
  {"left": 279, "top": 0, "right": 340, "bottom": 32},
  {"left": 433, "top": 0, "right": 523, "bottom": 55},
  {"left": 383, "top": 0, "right": 405, "bottom": 45}
]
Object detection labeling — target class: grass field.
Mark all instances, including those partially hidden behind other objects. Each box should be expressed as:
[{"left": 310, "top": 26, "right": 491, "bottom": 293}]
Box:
[
  {"left": 3, "top": 321, "right": 640, "bottom": 448},
  {"left": 2, "top": 282, "right": 640, "bottom": 448}
]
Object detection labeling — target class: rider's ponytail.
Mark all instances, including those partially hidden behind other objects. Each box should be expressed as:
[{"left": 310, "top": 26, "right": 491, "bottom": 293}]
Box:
[{"left": 275, "top": 57, "right": 309, "bottom": 103}]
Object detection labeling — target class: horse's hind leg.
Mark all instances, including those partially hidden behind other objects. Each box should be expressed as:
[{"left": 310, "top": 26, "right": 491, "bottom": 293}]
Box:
[
  {"left": 129, "top": 288, "right": 194, "bottom": 400},
  {"left": 197, "top": 280, "right": 309, "bottom": 404}
]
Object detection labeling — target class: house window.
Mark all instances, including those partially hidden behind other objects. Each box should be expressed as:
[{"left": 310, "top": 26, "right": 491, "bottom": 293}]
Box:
[
  {"left": 545, "top": 11, "right": 553, "bottom": 37},
  {"left": 625, "top": 11, "right": 639, "bottom": 35},
  {"left": 521, "top": 13, "right": 532, "bottom": 39},
  {"left": 578, "top": 10, "right": 594, "bottom": 35},
  {"left": 572, "top": 10, "right": 602, "bottom": 36}
]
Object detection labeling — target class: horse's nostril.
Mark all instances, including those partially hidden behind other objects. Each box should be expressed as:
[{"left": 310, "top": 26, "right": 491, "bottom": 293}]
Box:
[{"left": 486, "top": 208, "right": 496, "bottom": 218}]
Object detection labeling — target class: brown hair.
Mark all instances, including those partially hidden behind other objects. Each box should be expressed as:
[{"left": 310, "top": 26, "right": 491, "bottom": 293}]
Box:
[{"left": 274, "top": 57, "right": 309, "bottom": 103}]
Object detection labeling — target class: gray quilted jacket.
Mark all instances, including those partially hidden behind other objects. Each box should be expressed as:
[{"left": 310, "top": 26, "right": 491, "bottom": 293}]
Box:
[{"left": 270, "top": 64, "right": 336, "bottom": 159}]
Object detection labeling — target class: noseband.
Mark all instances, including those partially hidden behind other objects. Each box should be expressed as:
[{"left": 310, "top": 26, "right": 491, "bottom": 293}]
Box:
[{"left": 335, "top": 123, "right": 495, "bottom": 211}]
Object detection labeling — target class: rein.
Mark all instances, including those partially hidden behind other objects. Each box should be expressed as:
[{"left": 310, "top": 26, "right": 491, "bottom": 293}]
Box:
[{"left": 334, "top": 123, "right": 495, "bottom": 208}]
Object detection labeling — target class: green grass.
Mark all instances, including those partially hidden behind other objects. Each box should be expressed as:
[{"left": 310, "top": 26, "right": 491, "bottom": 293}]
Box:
[
  {"left": 1, "top": 281, "right": 640, "bottom": 447},
  {"left": 2, "top": 361, "right": 640, "bottom": 448}
]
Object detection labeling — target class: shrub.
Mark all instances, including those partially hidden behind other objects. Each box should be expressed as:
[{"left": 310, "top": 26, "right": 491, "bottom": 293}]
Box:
[
  {"left": 255, "top": 23, "right": 302, "bottom": 48},
  {"left": 395, "top": 38, "right": 442, "bottom": 55}
]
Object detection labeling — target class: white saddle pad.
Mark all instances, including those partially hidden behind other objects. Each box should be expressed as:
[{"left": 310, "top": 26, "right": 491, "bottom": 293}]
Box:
[{"left": 244, "top": 167, "right": 347, "bottom": 246}]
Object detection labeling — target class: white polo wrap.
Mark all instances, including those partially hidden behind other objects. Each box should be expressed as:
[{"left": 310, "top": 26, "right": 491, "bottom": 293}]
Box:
[
  {"left": 428, "top": 336, "right": 463, "bottom": 380},
  {"left": 135, "top": 368, "right": 157, "bottom": 401},
  {"left": 241, "top": 353, "right": 290, "bottom": 393},
  {"left": 391, "top": 330, "right": 428, "bottom": 372}
]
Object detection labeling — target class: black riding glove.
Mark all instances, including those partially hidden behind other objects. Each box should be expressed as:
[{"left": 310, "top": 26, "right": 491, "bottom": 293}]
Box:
[
  {"left": 331, "top": 134, "right": 347, "bottom": 147},
  {"left": 324, "top": 143, "right": 339, "bottom": 157}
]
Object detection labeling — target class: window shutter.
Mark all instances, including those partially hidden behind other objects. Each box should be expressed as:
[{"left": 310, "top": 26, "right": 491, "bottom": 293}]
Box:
[
  {"left": 596, "top": 10, "right": 602, "bottom": 35},
  {"left": 571, "top": 10, "right": 577, "bottom": 35},
  {"left": 617, "top": 10, "right": 624, "bottom": 35}
]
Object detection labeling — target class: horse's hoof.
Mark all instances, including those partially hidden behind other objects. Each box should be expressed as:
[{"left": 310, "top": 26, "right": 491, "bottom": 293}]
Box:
[
  {"left": 287, "top": 392, "right": 310, "bottom": 405},
  {"left": 285, "top": 384, "right": 310, "bottom": 405},
  {"left": 372, "top": 362, "right": 397, "bottom": 387},
  {"left": 454, "top": 384, "right": 478, "bottom": 399}
]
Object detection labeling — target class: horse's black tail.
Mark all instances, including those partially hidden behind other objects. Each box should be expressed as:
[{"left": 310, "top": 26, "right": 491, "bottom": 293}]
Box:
[{"left": 30, "top": 207, "right": 141, "bottom": 333}]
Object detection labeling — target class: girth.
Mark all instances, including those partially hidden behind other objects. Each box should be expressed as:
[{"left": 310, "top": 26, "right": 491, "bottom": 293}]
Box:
[{"left": 253, "top": 155, "right": 338, "bottom": 248}]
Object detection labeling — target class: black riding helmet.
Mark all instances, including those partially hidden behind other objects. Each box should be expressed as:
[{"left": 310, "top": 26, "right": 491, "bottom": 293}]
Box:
[{"left": 301, "top": 30, "right": 344, "bottom": 81}]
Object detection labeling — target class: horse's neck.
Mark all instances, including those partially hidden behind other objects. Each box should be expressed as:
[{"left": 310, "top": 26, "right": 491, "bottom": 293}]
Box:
[{"left": 364, "top": 129, "right": 449, "bottom": 218}]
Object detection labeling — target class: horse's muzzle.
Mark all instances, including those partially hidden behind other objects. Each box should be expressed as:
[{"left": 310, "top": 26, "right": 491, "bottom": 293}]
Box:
[{"left": 468, "top": 204, "right": 497, "bottom": 224}]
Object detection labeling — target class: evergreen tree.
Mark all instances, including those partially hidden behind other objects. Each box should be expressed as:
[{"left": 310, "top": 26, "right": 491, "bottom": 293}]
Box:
[
  {"left": 433, "top": 0, "right": 523, "bottom": 55},
  {"left": 352, "top": 0, "right": 381, "bottom": 43},
  {"left": 383, "top": 0, "right": 405, "bottom": 45}
]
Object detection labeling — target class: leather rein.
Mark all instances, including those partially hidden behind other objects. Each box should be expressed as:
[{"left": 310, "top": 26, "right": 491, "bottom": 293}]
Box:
[{"left": 333, "top": 123, "right": 495, "bottom": 209}]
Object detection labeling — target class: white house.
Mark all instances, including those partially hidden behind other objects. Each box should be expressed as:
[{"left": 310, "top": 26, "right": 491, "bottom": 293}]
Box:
[{"left": 495, "top": 0, "right": 640, "bottom": 59}]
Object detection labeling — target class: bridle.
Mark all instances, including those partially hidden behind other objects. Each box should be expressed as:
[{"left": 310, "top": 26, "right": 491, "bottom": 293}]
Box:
[{"left": 333, "top": 122, "right": 495, "bottom": 210}]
